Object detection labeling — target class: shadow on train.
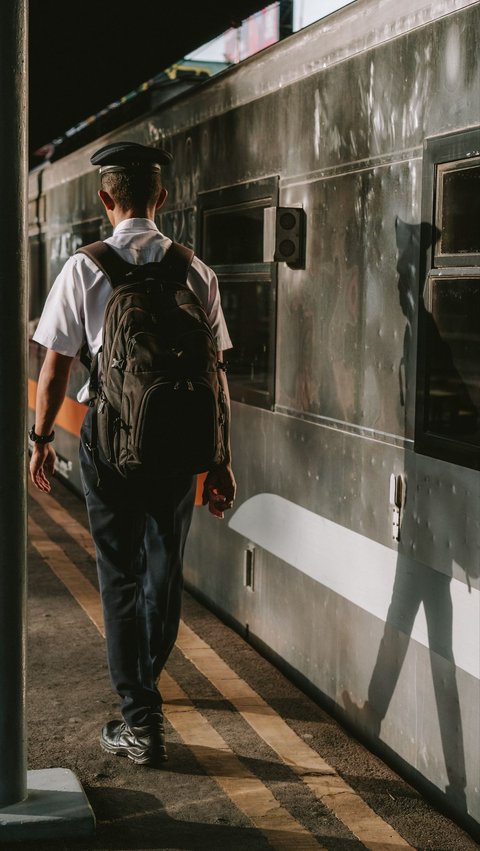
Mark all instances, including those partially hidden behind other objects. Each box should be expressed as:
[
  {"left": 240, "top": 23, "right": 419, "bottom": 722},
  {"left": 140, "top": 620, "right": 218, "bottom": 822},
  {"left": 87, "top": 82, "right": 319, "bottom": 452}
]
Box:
[{"left": 342, "top": 217, "right": 478, "bottom": 822}]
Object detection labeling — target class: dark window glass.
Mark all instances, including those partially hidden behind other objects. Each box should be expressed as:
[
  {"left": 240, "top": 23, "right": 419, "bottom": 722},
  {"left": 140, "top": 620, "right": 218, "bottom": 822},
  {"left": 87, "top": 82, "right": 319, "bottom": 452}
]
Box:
[
  {"left": 203, "top": 203, "right": 266, "bottom": 265},
  {"left": 425, "top": 276, "right": 480, "bottom": 447},
  {"left": 220, "top": 280, "right": 271, "bottom": 397},
  {"left": 73, "top": 220, "right": 102, "bottom": 247},
  {"left": 156, "top": 207, "right": 196, "bottom": 247},
  {"left": 29, "top": 233, "right": 46, "bottom": 321},
  {"left": 437, "top": 162, "right": 480, "bottom": 257}
]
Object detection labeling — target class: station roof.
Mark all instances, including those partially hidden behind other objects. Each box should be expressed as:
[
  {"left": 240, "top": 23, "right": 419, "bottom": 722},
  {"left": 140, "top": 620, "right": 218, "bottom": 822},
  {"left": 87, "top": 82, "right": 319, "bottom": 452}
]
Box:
[{"left": 29, "top": 0, "right": 267, "bottom": 157}]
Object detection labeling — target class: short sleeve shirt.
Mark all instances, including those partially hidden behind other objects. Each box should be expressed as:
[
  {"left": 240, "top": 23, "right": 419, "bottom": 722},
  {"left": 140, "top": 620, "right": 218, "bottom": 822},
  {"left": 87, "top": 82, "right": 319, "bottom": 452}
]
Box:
[{"left": 33, "top": 218, "right": 232, "bottom": 403}]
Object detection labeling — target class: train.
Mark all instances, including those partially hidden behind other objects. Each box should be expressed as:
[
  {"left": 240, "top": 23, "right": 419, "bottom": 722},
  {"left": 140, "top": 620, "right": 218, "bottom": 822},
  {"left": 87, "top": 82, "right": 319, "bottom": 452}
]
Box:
[{"left": 28, "top": 0, "right": 480, "bottom": 836}]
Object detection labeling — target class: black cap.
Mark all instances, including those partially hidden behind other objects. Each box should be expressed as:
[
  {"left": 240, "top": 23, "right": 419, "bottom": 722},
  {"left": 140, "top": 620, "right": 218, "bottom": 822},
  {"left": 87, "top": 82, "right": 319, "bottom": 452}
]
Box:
[{"left": 91, "top": 141, "right": 173, "bottom": 174}]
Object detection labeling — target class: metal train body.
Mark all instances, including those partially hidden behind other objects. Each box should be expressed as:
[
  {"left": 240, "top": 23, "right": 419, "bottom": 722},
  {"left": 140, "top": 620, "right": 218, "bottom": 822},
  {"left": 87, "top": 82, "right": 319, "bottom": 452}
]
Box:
[{"left": 28, "top": 0, "right": 480, "bottom": 832}]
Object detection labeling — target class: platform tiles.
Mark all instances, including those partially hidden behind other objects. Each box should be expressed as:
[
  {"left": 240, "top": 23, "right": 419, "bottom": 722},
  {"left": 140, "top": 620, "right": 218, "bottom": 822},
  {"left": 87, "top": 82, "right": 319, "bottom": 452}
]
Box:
[{"left": 15, "top": 477, "right": 479, "bottom": 851}]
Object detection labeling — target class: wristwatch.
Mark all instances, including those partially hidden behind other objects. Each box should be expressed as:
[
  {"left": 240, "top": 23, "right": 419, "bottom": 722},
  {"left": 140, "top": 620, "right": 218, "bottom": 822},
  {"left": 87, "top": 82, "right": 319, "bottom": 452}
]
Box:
[{"left": 29, "top": 424, "right": 55, "bottom": 444}]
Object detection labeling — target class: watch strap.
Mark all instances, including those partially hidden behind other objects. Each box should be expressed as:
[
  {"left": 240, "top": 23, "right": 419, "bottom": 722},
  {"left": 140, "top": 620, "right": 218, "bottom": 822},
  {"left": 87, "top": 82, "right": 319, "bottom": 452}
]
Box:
[{"left": 29, "top": 425, "right": 55, "bottom": 444}]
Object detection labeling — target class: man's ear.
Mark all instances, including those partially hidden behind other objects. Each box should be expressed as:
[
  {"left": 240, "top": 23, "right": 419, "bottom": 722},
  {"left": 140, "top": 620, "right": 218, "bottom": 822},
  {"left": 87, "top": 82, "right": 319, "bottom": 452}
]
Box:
[
  {"left": 98, "top": 189, "right": 115, "bottom": 211},
  {"left": 155, "top": 187, "right": 168, "bottom": 211}
]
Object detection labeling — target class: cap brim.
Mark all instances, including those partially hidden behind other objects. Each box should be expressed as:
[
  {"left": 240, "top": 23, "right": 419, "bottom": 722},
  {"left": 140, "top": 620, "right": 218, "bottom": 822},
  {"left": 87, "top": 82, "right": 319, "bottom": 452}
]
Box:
[{"left": 90, "top": 142, "right": 173, "bottom": 167}]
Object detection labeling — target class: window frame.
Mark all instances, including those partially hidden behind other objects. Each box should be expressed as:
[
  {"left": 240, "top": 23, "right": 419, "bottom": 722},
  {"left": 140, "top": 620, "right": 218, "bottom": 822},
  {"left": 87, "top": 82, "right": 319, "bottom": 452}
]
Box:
[
  {"left": 415, "top": 127, "right": 480, "bottom": 470},
  {"left": 197, "top": 176, "right": 279, "bottom": 409},
  {"left": 434, "top": 158, "right": 480, "bottom": 267}
]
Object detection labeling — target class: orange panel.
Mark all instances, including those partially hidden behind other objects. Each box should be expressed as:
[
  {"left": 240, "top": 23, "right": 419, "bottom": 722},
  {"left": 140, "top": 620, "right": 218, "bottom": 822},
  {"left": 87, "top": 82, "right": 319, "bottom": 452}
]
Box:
[
  {"left": 28, "top": 379, "right": 87, "bottom": 437},
  {"left": 195, "top": 472, "right": 207, "bottom": 507}
]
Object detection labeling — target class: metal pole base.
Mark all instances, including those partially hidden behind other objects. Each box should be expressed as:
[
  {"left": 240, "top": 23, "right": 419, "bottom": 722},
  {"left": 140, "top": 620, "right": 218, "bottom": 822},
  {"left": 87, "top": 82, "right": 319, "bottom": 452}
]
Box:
[{"left": 0, "top": 768, "right": 95, "bottom": 842}]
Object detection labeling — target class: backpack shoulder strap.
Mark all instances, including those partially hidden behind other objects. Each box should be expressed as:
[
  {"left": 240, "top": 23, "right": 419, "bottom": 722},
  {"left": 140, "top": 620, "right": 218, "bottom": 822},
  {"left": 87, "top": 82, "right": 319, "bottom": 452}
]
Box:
[
  {"left": 160, "top": 241, "right": 194, "bottom": 283},
  {"left": 76, "top": 239, "right": 195, "bottom": 285},
  {"left": 76, "top": 241, "right": 133, "bottom": 286}
]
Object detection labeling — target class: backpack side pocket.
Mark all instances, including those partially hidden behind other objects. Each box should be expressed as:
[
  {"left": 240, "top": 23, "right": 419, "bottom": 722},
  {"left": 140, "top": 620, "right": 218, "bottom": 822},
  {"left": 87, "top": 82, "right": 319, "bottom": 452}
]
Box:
[{"left": 97, "top": 396, "right": 121, "bottom": 469}]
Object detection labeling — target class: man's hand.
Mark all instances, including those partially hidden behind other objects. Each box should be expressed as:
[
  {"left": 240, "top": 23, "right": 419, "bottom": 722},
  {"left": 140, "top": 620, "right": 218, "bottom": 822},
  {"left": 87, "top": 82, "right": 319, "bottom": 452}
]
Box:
[
  {"left": 29, "top": 349, "right": 73, "bottom": 493},
  {"left": 202, "top": 464, "right": 236, "bottom": 518},
  {"left": 30, "top": 443, "right": 56, "bottom": 493}
]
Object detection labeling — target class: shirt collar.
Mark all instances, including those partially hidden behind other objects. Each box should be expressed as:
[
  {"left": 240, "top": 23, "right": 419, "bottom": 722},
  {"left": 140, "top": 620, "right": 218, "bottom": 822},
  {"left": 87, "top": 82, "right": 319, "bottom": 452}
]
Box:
[{"left": 113, "top": 217, "right": 160, "bottom": 235}]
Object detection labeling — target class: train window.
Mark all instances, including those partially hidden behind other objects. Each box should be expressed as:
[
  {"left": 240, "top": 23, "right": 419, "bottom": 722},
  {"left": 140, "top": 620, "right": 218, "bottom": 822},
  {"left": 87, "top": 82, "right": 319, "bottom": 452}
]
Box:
[
  {"left": 216, "top": 277, "right": 272, "bottom": 398},
  {"left": 435, "top": 160, "right": 480, "bottom": 264},
  {"left": 72, "top": 219, "right": 103, "bottom": 248},
  {"left": 416, "top": 129, "right": 480, "bottom": 469},
  {"left": 29, "top": 233, "right": 47, "bottom": 322},
  {"left": 203, "top": 202, "right": 265, "bottom": 265},
  {"left": 198, "top": 177, "right": 278, "bottom": 408},
  {"left": 423, "top": 274, "right": 480, "bottom": 447}
]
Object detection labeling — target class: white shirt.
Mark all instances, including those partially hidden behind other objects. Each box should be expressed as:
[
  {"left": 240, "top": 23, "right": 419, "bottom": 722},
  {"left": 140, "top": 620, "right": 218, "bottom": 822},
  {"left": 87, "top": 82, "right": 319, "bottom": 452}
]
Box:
[{"left": 33, "top": 218, "right": 232, "bottom": 403}]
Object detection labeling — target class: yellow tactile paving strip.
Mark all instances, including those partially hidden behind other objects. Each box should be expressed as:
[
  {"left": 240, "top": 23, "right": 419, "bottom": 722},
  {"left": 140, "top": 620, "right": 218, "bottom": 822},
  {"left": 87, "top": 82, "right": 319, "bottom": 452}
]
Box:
[
  {"left": 28, "top": 482, "right": 415, "bottom": 851},
  {"left": 30, "top": 485, "right": 97, "bottom": 558},
  {"left": 176, "top": 624, "right": 413, "bottom": 851},
  {"left": 29, "top": 514, "right": 104, "bottom": 635},
  {"left": 162, "top": 671, "right": 327, "bottom": 850}
]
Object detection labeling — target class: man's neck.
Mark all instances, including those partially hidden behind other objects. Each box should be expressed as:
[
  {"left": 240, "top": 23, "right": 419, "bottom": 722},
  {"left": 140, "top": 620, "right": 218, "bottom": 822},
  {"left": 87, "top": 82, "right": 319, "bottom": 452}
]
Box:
[{"left": 111, "top": 208, "right": 154, "bottom": 228}]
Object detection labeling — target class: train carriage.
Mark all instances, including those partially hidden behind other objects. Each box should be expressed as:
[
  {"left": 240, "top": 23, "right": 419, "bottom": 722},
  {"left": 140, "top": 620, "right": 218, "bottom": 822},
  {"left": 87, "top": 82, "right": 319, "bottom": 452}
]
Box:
[{"left": 28, "top": 0, "right": 480, "bottom": 832}]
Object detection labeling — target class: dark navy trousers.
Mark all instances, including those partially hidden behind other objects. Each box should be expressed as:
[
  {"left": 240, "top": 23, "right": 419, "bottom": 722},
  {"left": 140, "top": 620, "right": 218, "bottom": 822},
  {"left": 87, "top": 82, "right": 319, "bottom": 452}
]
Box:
[{"left": 79, "top": 408, "right": 196, "bottom": 727}]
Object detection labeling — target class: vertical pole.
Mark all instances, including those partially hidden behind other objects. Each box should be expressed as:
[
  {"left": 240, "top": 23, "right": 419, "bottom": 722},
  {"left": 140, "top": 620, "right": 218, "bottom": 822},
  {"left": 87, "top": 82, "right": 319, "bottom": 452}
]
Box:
[{"left": 0, "top": 0, "right": 28, "bottom": 807}]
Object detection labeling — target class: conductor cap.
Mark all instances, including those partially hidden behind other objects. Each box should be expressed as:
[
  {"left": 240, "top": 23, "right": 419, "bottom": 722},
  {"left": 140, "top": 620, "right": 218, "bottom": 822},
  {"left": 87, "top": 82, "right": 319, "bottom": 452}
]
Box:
[{"left": 91, "top": 141, "right": 173, "bottom": 174}]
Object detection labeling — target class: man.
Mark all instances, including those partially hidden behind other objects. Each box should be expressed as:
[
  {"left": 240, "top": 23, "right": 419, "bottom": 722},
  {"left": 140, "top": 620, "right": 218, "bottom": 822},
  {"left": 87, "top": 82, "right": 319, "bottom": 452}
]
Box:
[{"left": 30, "top": 141, "right": 236, "bottom": 766}]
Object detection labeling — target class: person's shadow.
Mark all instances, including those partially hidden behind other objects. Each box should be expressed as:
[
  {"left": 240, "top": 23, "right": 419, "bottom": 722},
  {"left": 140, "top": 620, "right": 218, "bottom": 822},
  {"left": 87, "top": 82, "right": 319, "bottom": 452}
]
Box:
[{"left": 342, "top": 217, "right": 476, "bottom": 821}]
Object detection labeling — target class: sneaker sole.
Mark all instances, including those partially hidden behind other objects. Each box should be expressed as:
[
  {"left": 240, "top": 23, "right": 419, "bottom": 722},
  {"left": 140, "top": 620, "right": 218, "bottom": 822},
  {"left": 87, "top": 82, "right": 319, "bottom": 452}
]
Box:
[{"left": 100, "top": 738, "right": 168, "bottom": 765}]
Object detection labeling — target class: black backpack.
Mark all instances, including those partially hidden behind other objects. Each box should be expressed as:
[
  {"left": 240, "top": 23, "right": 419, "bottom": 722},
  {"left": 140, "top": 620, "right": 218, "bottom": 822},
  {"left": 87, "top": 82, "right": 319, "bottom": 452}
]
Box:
[{"left": 76, "top": 240, "right": 226, "bottom": 479}]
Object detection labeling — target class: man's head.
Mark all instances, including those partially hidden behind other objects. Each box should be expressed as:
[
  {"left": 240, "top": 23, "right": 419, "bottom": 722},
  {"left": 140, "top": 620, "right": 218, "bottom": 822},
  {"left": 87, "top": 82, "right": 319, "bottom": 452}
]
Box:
[{"left": 91, "top": 141, "right": 172, "bottom": 223}]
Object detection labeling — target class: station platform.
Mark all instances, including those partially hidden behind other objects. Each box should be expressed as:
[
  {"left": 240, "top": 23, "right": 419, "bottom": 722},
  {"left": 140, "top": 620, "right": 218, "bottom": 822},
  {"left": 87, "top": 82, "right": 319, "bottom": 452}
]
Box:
[{"left": 16, "top": 476, "right": 479, "bottom": 850}]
